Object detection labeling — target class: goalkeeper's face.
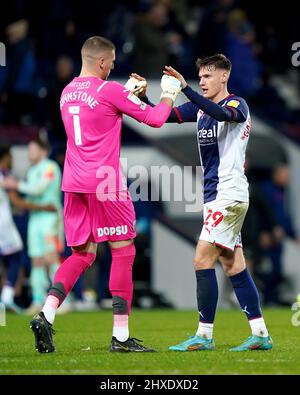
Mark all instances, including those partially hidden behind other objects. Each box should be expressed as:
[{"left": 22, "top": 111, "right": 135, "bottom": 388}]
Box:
[
  {"left": 100, "top": 49, "right": 116, "bottom": 80},
  {"left": 199, "top": 66, "right": 229, "bottom": 100}
]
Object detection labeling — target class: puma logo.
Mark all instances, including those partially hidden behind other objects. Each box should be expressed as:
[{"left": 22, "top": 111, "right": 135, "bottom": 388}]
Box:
[{"left": 242, "top": 306, "right": 250, "bottom": 315}]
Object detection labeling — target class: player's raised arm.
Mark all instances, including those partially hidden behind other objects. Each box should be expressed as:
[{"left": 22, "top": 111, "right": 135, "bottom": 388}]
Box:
[
  {"left": 164, "top": 65, "right": 247, "bottom": 123},
  {"left": 142, "top": 74, "right": 182, "bottom": 126},
  {"left": 104, "top": 75, "right": 181, "bottom": 128},
  {"left": 128, "top": 72, "right": 198, "bottom": 124}
]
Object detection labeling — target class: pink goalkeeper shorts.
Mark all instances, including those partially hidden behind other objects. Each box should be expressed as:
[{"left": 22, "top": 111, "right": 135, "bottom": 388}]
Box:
[{"left": 64, "top": 191, "right": 136, "bottom": 246}]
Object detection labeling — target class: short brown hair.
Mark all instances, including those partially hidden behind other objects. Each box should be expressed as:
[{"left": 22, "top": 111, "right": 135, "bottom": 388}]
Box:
[
  {"left": 30, "top": 135, "right": 50, "bottom": 152},
  {"left": 196, "top": 54, "right": 232, "bottom": 71},
  {"left": 81, "top": 36, "right": 115, "bottom": 60}
]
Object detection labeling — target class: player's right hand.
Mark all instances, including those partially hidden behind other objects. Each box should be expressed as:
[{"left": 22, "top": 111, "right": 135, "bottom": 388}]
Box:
[
  {"left": 43, "top": 204, "right": 57, "bottom": 212},
  {"left": 160, "top": 75, "right": 182, "bottom": 102},
  {"left": 124, "top": 75, "right": 147, "bottom": 97}
]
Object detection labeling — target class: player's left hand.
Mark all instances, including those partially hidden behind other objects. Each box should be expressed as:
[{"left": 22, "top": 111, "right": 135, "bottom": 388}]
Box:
[
  {"left": 125, "top": 74, "right": 147, "bottom": 97},
  {"left": 163, "top": 66, "right": 187, "bottom": 89},
  {"left": 129, "top": 73, "right": 148, "bottom": 97}
]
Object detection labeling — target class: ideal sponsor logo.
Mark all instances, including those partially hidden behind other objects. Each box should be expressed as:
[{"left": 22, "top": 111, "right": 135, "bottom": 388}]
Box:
[
  {"left": 198, "top": 125, "right": 217, "bottom": 142},
  {"left": 97, "top": 225, "right": 128, "bottom": 237}
]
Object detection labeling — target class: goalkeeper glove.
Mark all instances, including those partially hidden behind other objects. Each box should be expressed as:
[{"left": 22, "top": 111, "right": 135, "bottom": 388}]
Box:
[
  {"left": 160, "top": 75, "right": 182, "bottom": 102},
  {"left": 124, "top": 77, "right": 147, "bottom": 96}
]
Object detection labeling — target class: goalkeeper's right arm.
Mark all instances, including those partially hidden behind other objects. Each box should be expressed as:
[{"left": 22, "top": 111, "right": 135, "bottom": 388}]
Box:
[
  {"left": 141, "top": 75, "right": 181, "bottom": 127},
  {"left": 123, "top": 74, "right": 181, "bottom": 127}
]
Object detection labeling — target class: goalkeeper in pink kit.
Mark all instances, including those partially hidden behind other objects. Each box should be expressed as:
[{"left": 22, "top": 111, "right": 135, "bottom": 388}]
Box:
[{"left": 30, "top": 36, "right": 181, "bottom": 353}]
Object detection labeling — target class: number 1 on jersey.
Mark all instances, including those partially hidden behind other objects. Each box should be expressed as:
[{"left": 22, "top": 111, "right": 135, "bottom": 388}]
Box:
[{"left": 69, "top": 106, "right": 82, "bottom": 146}]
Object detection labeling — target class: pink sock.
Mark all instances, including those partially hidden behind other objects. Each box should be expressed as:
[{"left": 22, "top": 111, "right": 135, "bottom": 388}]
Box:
[
  {"left": 109, "top": 243, "right": 136, "bottom": 315},
  {"left": 48, "top": 251, "right": 96, "bottom": 306}
]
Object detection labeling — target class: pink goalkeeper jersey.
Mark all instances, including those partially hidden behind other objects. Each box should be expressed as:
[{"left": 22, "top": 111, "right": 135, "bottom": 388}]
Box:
[{"left": 60, "top": 76, "right": 171, "bottom": 193}]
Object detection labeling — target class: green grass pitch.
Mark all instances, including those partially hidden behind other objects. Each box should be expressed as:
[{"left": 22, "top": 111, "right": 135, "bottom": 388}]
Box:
[{"left": 0, "top": 308, "right": 299, "bottom": 375}]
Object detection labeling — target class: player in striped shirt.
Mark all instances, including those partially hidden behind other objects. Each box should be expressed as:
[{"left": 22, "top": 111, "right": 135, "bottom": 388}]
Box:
[{"left": 136, "top": 54, "right": 272, "bottom": 352}]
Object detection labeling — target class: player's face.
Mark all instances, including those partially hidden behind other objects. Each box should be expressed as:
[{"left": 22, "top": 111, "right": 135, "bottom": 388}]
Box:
[
  {"left": 0, "top": 153, "right": 12, "bottom": 171},
  {"left": 100, "top": 50, "right": 115, "bottom": 80},
  {"left": 28, "top": 142, "right": 44, "bottom": 164},
  {"left": 199, "top": 66, "right": 228, "bottom": 100}
]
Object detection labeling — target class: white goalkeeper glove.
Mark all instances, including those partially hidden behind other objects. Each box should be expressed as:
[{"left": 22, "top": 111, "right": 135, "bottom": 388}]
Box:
[
  {"left": 124, "top": 77, "right": 147, "bottom": 96},
  {"left": 160, "top": 75, "right": 182, "bottom": 102}
]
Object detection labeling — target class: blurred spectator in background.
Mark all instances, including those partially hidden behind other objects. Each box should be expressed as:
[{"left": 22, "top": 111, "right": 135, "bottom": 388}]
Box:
[
  {"left": 242, "top": 161, "right": 286, "bottom": 304},
  {"left": 132, "top": 0, "right": 191, "bottom": 78},
  {"left": 0, "top": 19, "right": 36, "bottom": 125},
  {"left": 260, "top": 163, "right": 300, "bottom": 305},
  {"left": 104, "top": 3, "right": 135, "bottom": 76},
  {"left": 0, "top": 145, "right": 56, "bottom": 312},
  {"left": 224, "top": 9, "right": 262, "bottom": 98},
  {"left": 259, "top": 22, "right": 285, "bottom": 75},
  {"left": 32, "top": 0, "right": 80, "bottom": 64},
  {"left": 3, "top": 137, "right": 64, "bottom": 314},
  {"left": 132, "top": 2, "right": 170, "bottom": 77},
  {"left": 0, "top": 146, "right": 24, "bottom": 312},
  {"left": 46, "top": 55, "right": 75, "bottom": 146},
  {"left": 253, "top": 72, "right": 289, "bottom": 125},
  {"left": 157, "top": 0, "right": 191, "bottom": 74},
  {"left": 195, "top": 0, "right": 235, "bottom": 57}
]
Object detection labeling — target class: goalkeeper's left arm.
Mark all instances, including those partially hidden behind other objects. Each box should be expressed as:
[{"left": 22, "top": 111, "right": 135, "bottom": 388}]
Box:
[
  {"left": 125, "top": 74, "right": 183, "bottom": 123},
  {"left": 125, "top": 74, "right": 182, "bottom": 124}
]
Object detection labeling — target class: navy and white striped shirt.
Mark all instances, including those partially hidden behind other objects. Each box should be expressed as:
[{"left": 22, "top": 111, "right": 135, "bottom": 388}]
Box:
[{"left": 168, "top": 87, "right": 251, "bottom": 204}]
